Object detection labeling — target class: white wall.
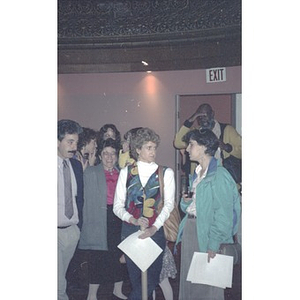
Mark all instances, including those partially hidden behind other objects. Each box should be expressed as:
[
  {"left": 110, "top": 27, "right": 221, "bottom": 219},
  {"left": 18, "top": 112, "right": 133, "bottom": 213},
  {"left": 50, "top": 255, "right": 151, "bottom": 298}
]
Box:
[
  {"left": 58, "top": 66, "right": 241, "bottom": 170},
  {"left": 235, "top": 93, "right": 242, "bottom": 135}
]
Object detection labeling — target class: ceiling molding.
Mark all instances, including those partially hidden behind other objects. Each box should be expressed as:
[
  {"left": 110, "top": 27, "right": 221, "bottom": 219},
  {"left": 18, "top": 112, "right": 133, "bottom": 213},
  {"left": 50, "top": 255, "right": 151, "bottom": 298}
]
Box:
[{"left": 58, "top": 0, "right": 241, "bottom": 73}]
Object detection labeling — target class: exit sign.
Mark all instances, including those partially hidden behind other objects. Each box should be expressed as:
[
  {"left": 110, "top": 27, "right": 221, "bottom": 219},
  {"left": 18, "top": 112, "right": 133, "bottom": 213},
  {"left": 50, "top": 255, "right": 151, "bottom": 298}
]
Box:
[{"left": 206, "top": 67, "right": 226, "bottom": 83}]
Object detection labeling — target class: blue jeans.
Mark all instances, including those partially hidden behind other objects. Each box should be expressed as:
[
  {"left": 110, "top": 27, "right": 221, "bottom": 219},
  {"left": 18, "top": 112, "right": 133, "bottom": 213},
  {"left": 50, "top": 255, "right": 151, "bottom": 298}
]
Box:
[{"left": 121, "top": 222, "right": 165, "bottom": 300}]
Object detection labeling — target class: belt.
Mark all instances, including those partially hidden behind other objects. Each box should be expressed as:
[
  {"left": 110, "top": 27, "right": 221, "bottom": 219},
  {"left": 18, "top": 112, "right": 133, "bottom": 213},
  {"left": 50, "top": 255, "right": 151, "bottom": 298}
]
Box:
[
  {"left": 188, "top": 214, "right": 197, "bottom": 219},
  {"left": 58, "top": 225, "right": 72, "bottom": 229}
]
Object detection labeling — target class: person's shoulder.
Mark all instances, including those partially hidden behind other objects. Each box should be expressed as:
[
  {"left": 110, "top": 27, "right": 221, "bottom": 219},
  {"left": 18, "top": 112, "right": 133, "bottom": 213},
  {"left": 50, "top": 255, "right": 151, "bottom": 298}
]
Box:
[
  {"left": 216, "top": 165, "right": 229, "bottom": 175},
  {"left": 86, "top": 163, "right": 102, "bottom": 174},
  {"left": 119, "top": 165, "right": 129, "bottom": 175},
  {"left": 224, "top": 124, "right": 237, "bottom": 132},
  {"left": 161, "top": 166, "right": 174, "bottom": 175},
  {"left": 215, "top": 165, "right": 236, "bottom": 184},
  {"left": 70, "top": 158, "right": 82, "bottom": 169},
  {"left": 69, "top": 158, "right": 84, "bottom": 178}
]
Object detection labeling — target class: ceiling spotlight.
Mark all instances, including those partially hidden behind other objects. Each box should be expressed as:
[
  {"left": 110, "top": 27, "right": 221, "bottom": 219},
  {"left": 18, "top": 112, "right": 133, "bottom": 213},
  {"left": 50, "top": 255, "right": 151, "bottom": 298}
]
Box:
[{"left": 141, "top": 60, "right": 148, "bottom": 66}]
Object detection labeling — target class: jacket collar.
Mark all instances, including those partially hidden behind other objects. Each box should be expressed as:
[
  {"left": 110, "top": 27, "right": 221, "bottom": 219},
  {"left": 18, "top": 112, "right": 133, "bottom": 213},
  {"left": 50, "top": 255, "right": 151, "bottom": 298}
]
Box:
[
  {"left": 207, "top": 156, "right": 218, "bottom": 173},
  {"left": 191, "top": 157, "right": 219, "bottom": 182},
  {"left": 203, "top": 157, "right": 219, "bottom": 182}
]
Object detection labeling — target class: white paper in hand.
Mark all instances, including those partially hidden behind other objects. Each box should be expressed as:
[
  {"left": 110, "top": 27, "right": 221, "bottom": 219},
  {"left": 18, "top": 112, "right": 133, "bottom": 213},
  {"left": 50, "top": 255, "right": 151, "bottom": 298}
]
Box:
[
  {"left": 187, "top": 252, "right": 234, "bottom": 288},
  {"left": 117, "top": 230, "right": 163, "bottom": 272}
]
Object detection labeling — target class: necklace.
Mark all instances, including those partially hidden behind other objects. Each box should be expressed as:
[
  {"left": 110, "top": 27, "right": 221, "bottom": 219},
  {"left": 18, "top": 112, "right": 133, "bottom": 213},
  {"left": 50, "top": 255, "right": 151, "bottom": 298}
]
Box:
[{"left": 106, "top": 168, "right": 114, "bottom": 175}]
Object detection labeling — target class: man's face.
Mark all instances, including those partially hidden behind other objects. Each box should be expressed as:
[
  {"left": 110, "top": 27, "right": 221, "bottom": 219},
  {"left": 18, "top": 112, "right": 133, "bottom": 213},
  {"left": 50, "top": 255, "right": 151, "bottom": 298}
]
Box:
[
  {"left": 58, "top": 133, "right": 79, "bottom": 159},
  {"left": 196, "top": 107, "right": 214, "bottom": 129}
]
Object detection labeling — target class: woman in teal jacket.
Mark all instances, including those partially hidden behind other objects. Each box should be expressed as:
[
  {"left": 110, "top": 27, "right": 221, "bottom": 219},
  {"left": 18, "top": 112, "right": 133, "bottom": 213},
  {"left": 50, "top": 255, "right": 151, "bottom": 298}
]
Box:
[{"left": 176, "top": 129, "right": 241, "bottom": 300}]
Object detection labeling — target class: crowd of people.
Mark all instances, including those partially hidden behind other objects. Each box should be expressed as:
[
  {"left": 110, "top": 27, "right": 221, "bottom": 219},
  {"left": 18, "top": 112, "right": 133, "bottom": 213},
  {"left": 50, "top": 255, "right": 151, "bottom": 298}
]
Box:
[{"left": 58, "top": 103, "right": 241, "bottom": 300}]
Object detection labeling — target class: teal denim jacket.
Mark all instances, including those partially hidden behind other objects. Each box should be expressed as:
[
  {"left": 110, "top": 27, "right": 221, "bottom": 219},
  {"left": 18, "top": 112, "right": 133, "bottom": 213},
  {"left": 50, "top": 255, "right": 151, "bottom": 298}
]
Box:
[{"left": 175, "top": 157, "right": 241, "bottom": 253}]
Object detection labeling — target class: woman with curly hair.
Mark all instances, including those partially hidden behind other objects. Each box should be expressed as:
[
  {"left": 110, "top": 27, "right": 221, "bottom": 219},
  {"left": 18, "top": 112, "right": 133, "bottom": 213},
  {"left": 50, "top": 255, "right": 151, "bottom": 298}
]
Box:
[{"left": 113, "top": 127, "right": 176, "bottom": 300}]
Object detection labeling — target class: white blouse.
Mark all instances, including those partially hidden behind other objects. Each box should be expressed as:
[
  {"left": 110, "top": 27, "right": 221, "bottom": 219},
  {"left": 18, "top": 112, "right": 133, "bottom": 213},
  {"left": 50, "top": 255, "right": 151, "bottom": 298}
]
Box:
[
  {"left": 186, "top": 164, "right": 208, "bottom": 216},
  {"left": 113, "top": 160, "right": 175, "bottom": 230}
]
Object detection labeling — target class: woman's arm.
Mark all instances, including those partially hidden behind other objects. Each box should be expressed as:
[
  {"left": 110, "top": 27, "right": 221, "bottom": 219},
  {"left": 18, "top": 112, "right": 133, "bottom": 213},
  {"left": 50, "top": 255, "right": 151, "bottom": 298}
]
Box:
[
  {"left": 139, "top": 167, "right": 176, "bottom": 239},
  {"left": 152, "top": 167, "right": 175, "bottom": 230},
  {"left": 223, "top": 125, "right": 242, "bottom": 159},
  {"left": 174, "top": 125, "right": 190, "bottom": 149},
  {"left": 113, "top": 167, "right": 132, "bottom": 222},
  {"left": 207, "top": 170, "right": 236, "bottom": 252},
  {"left": 118, "top": 149, "right": 131, "bottom": 169}
]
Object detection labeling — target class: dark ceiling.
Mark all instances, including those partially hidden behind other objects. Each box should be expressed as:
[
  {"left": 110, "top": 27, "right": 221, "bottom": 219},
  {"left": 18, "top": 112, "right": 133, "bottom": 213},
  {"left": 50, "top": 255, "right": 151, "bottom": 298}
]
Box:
[{"left": 58, "top": 0, "right": 241, "bottom": 74}]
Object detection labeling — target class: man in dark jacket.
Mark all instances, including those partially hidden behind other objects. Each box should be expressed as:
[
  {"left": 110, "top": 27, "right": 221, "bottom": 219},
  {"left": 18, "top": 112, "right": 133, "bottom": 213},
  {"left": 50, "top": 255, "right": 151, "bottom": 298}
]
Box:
[{"left": 57, "top": 119, "right": 84, "bottom": 300}]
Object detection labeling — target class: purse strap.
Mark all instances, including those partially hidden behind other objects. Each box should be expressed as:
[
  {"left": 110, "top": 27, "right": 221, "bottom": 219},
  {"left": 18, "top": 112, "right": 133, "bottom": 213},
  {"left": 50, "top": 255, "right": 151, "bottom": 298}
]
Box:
[{"left": 158, "top": 165, "right": 164, "bottom": 204}]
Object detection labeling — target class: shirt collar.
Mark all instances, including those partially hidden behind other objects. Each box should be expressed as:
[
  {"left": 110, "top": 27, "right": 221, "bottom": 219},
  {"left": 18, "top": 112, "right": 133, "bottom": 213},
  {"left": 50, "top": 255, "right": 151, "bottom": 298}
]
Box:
[
  {"left": 137, "top": 160, "right": 157, "bottom": 168},
  {"left": 58, "top": 156, "right": 70, "bottom": 166},
  {"left": 195, "top": 164, "right": 208, "bottom": 179}
]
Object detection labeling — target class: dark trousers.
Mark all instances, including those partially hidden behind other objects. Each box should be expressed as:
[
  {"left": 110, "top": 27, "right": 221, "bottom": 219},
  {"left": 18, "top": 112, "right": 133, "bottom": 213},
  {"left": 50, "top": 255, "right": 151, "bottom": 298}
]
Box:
[
  {"left": 121, "top": 222, "right": 165, "bottom": 300},
  {"left": 88, "top": 205, "right": 128, "bottom": 284}
]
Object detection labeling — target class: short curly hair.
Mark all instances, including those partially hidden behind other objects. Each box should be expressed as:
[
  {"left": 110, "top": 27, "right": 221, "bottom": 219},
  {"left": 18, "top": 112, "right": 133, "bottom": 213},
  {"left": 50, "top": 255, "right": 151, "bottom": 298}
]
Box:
[
  {"left": 124, "top": 127, "right": 143, "bottom": 141},
  {"left": 77, "top": 127, "right": 97, "bottom": 151},
  {"left": 130, "top": 127, "right": 160, "bottom": 161},
  {"left": 182, "top": 129, "right": 219, "bottom": 157},
  {"left": 124, "top": 127, "right": 143, "bottom": 158}
]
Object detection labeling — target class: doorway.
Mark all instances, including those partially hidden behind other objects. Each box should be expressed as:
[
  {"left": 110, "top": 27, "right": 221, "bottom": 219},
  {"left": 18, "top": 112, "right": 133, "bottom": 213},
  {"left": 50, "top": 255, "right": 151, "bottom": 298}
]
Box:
[{"left": 174, "top": 93, "right": 242, "bottom": 201}]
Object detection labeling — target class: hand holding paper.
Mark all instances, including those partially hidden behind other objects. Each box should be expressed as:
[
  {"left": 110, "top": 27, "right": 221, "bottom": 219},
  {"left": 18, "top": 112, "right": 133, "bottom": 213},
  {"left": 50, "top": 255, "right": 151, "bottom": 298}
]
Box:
[
  {"left": 187, "top": 252, "right": 234, "bottom": 289},
  {"left": 118, "top": 230, "right": 163, "bottom": 272},
  {"left": 207, "top": 250, "right": 216, "bottom": 262},
  {"left": 138, "top": 226, "right": 157, "bottom": 239}
]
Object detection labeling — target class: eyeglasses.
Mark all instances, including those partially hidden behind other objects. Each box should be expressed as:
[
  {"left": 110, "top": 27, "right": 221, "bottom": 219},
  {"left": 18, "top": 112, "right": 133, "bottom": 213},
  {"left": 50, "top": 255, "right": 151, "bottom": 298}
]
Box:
[{"left": 102, "top": 151, "right": 117, "bottom": 157}]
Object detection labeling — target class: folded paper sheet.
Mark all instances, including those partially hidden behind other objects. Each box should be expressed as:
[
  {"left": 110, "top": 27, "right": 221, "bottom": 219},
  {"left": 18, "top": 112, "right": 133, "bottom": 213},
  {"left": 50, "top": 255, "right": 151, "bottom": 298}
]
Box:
[
  {"left": 118, "top": 230, "right": 163, "bottom": 272},
  {"left": 187, "top": 252, "right": 234, "bottom": 288}
]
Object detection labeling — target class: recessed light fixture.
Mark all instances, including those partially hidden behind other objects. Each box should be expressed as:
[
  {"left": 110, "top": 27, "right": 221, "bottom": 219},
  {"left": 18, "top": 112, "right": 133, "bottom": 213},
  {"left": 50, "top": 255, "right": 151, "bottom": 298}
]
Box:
[{"left": 141, "top": 60, "right": 148, "bottom": 66}]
